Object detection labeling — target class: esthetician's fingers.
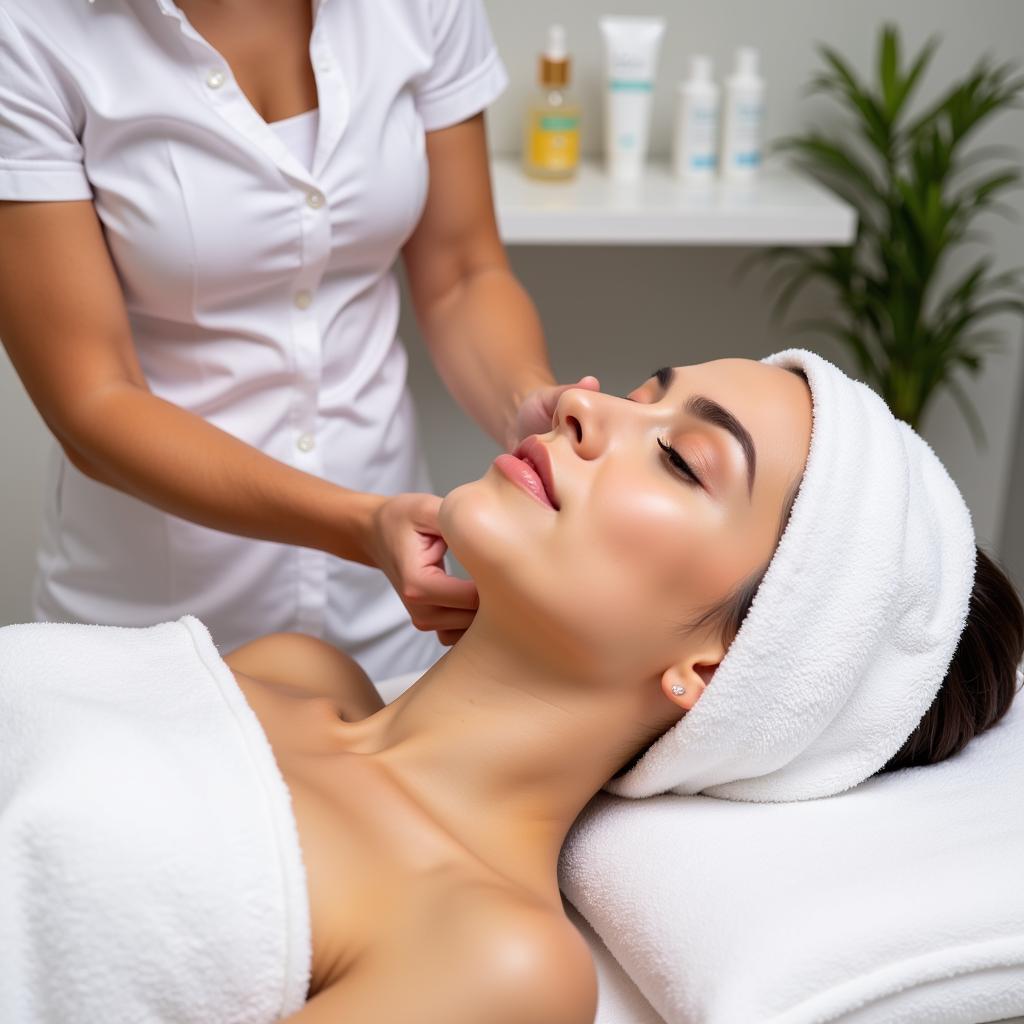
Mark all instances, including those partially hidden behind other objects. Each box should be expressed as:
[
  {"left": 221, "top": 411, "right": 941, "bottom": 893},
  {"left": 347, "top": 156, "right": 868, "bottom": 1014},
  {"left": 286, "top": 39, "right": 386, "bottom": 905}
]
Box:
[
  {"left": 410, "top": 604, "right": 476, "bottom": 633},
  {"left": 403, "top": 555, "right": 478, "bottom": 632},
  {"left": 370, "top": 492, "right": 480, "bottom": 637},
  {"left": 437, "top": 628, "right": 466, "bottom": 646},
  {"left": 413, "top": 531, "right": 479, "bottom": 610},
  {"left": 512, "top": 375, "right": 601, "bottom": 446}
]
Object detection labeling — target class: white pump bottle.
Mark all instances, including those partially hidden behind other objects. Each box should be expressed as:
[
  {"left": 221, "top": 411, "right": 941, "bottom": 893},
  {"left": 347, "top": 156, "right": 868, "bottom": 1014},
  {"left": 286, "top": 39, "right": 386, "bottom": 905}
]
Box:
[
  {"left": 721, "top": 47, "right": 765, "bottom": 181},
  {"left": 672, "top": 55, "right": 720, "bottom": 182}
]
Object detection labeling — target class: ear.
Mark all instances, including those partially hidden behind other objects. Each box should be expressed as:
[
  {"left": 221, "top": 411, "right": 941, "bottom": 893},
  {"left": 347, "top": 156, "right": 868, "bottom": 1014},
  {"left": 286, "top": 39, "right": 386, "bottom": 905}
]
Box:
[{"left": 661, "top": 654, "right": 720, "bottom": 712}]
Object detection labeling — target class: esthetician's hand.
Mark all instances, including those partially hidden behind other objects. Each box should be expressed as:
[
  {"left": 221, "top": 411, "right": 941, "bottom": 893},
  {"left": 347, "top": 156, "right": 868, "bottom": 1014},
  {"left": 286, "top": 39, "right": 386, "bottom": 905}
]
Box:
[
  {"left": 369, "top": 492, "right": 479, "bottom": 646},
  {"left": 511, "top": 375, "right": 601, "bottom": 448}
]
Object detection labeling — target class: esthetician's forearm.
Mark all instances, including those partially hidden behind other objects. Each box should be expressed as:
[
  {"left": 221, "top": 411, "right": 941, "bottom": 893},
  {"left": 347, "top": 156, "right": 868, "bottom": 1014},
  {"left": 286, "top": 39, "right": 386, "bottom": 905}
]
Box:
[
  {"left": 419, "top": 264, "right": 555, "bottom": 448},
  {"left": 58, "top": 382, "right": 383, "bottom": 564}
]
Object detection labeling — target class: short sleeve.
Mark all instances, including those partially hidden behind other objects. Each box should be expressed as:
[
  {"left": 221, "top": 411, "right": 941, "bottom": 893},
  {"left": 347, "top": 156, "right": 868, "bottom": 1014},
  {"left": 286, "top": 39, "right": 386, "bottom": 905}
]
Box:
[
  {"left": 413, "top": 0, "right": 509, "bottom": 133},
  {"left": 0, "top": 9, "right": 92, "bottom": 201}
]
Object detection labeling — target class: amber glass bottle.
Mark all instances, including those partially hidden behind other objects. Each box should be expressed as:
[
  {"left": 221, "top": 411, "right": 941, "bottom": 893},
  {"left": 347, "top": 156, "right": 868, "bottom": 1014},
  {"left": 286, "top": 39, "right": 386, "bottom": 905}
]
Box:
[{"left": 522, "top": 25, "right": 581, "bottom": 180}]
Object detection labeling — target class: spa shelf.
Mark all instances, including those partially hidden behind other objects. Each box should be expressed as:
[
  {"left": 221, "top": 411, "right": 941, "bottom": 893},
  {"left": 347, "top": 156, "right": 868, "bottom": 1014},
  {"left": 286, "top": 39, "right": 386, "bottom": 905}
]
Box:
[{"left": 490, "top": 157, "right": 857, "bottom": 247}]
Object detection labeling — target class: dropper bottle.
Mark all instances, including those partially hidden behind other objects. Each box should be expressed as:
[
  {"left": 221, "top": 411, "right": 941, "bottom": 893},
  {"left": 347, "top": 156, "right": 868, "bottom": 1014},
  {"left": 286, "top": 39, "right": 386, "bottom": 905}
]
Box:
[{"left": 522, "top": 24, "right": 581, "bottom": 180}]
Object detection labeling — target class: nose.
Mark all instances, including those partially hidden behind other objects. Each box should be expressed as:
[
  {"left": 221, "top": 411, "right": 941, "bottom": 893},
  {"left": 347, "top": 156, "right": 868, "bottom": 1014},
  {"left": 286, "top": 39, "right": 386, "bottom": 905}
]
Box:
[{"left": 552, "top": 386, "right": 607, "bottom": 460}]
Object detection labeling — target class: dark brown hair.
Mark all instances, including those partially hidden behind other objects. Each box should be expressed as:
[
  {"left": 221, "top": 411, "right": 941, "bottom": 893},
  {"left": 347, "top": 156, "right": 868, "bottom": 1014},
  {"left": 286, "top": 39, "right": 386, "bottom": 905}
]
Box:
[
  {"left": 877, "top": 544, "right": 1024, "bottom": 773},
  {"left": 613, "top": 367, "right": 1024, "bottom": 781}
]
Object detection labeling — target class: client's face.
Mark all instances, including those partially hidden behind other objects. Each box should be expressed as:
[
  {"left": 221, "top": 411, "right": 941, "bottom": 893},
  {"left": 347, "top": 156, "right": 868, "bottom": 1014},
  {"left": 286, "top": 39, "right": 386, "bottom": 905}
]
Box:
[{"left": 441, "top": 358, "right": 812, "bottom": 683}]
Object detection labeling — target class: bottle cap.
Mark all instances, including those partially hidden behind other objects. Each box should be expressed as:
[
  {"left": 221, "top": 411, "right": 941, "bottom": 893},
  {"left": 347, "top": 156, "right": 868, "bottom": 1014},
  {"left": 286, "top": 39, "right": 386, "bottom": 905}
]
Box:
[
  {"left": 540, "top": 23, "right": 570, "bottom": 87},
  {"left": 690, "top": 55, "right": 713, "bottom": 82},
  {"left": 735, "top": 47, "right": 759, "bottom": 76},
  {"left": 546, "top": 24, "right": 567, "bottom": 61}
]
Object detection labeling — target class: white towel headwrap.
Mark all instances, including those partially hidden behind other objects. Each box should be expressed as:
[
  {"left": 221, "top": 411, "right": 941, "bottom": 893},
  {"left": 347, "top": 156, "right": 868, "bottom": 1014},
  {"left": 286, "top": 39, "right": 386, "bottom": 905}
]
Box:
[{"left": 604, "top": 347, "right": 977, "bottom": 802}]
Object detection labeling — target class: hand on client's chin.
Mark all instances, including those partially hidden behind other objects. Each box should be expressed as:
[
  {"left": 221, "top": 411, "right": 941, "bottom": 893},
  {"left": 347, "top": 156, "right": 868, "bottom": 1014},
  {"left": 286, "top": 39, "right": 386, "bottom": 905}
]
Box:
[{"left": 368, "top": 492, "right": 480, "bottom": 645}]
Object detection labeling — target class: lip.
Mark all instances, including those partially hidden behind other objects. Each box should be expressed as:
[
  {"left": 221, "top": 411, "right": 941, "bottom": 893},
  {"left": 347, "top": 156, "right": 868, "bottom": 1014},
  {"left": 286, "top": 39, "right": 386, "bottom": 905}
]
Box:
[
  {"left": 513, "top": 436, "right": 560, "bottom": 510},
  {"left": 494, "top": 454, "right": 553, "bottom": 509}
]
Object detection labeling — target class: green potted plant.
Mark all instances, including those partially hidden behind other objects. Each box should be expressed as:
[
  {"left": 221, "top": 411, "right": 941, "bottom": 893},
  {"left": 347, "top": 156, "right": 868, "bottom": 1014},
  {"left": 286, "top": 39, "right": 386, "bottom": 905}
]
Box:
[{"left": 758, "top": 24, "right": 1024, "bottom": 443}]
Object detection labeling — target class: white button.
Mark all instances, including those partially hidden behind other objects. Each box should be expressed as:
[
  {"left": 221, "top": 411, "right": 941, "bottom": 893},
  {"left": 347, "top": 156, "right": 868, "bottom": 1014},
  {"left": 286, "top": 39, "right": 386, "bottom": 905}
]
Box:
[
  {"left": 206, "top": 69, "right": 226, "bottom": 89},
  {"left": 297, "top": 433, "right": 315, "bottom": 453},
  {"left": 293, "top": 290, "right": 312, "bottom": 310},
  {"left": 306, "top": 191, "right": 325, "bottom": 209}
]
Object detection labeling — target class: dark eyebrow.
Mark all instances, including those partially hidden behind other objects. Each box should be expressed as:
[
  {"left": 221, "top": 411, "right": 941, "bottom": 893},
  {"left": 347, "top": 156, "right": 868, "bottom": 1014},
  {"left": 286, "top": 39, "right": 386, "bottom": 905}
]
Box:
[{"left": 653, "top": 366, "right": 757, "bottom": 500}]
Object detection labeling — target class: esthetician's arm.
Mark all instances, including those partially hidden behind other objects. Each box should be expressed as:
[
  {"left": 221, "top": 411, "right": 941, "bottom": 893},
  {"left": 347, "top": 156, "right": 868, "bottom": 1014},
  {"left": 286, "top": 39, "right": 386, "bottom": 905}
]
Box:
[
  {"left": 0, "top": 199, "right": 474, "bottom": 638},
  {"left": 402, "top": 113, "right": 598, "bottom": 452}
]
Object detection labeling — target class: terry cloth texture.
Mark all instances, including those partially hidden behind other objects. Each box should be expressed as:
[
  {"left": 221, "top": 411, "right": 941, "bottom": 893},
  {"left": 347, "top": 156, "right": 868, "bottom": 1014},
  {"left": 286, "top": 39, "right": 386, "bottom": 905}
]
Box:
[{"left": 0, "top": 615, "right": 312, "bottom": 1023}]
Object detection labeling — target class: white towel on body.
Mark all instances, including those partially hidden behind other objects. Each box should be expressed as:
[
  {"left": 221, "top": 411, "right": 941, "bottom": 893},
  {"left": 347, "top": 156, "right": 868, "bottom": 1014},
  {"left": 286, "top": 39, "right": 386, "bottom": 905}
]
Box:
[
  {"left": 605, "top": 347, "right": 977, "bottom": 802},
  {"left": 0, "top": 615, "right": 311, "bottom": 1023}
]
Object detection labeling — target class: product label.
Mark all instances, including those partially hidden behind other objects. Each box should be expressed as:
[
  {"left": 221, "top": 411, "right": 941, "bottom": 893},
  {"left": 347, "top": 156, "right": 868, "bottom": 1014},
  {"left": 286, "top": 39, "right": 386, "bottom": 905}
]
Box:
[
  {"left": 731, "top": 100, "right": 763, "bottom": 168},
  {"left": 610, "top": 79, "right": 653, "bottom": 92},
  {"left": 528, "top": 112, "right": 580, "bottom": 171},
  {"left": 686, "top": 104, "right": 718, "bottom": 165},
  {"left": 673, "top": 94, "right": 719, "bottom": 177},
  {"left": 540, "top": 115, "right": 580, "bottom": 132}
]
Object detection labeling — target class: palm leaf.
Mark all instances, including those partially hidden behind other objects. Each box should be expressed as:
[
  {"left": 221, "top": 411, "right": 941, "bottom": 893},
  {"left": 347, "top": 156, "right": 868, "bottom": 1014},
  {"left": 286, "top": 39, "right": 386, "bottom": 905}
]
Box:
[
  {"left": 760, "top": 24, "right": 1024, "bottom": 443},
  {"left": 940, "top": 369, "right": 988, "bottom": 448}
]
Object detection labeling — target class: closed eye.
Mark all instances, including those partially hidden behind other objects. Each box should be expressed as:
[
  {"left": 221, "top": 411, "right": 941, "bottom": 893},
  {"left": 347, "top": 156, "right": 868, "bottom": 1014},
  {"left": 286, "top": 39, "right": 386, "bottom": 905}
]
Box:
[{"left": 658, "top": 438, "right": 701, "bottom": 486}]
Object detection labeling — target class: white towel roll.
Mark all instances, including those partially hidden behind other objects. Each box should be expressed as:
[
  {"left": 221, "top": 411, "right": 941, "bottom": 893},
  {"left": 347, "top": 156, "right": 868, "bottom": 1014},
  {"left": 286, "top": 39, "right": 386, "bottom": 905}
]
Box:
[
  {"left": 0, "top": 615, "right": 312, "bottom": 1022},
  {"left": 604, "top": 347, "right": 976, "bottom": 802}
]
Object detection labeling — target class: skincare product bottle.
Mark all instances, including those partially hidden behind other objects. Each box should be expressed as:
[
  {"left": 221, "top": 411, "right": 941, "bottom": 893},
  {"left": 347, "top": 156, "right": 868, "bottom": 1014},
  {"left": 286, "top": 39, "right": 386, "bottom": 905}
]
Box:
[
  {"left": 522, "top": 24, "right": 580, "bottom": 180},
  {"left": 598, "top": 16, "right": 666, "bottom": 181},
  {"left": 721, "top": 47, "right": 765, "bottom": 180},
  {"left": 672, "top": 55, "right": 719, "bottom": 182}
]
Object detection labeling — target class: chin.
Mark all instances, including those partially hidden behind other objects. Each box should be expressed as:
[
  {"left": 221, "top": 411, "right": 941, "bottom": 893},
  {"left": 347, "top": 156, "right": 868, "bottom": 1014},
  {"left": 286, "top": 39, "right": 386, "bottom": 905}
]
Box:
[
  {"left": 438, "top": 474, "right": 530, "bottom": 588},
  {"left": 439, "top": 476, "right": 634, "bottom": 669}
]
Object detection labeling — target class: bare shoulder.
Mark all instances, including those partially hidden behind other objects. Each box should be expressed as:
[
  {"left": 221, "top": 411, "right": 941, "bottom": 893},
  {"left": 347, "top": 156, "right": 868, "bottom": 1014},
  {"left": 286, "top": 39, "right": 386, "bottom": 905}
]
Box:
[
  {"left": 222, "top": 632, "right": 384, "bottom": 719},
  {"left": 455, "top": 891, "right": 599, "bottom": 1024},
  {"left": 280, "top": 885, "right": 598, "bottom": 1024},
  {"left": 421, "top": 884, "right": 598, "bottom": 1024}
]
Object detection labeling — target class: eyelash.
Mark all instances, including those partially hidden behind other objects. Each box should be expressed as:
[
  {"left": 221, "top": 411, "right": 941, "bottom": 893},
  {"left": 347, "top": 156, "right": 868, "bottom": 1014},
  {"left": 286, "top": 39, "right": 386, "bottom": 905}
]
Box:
[
  {"left": 658, "top": 437, "right": 700, "bottom": 486},
  {"left": 639, "top": 370, "right": 699, "bottom": 487}
]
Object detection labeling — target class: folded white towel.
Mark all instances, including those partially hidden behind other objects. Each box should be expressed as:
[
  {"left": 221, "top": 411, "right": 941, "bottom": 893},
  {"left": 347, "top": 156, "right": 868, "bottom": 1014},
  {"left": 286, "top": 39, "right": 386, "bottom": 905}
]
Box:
[
  {"left": 605, "top": 347, "right": 977, "bottom": 802},
  {"left": 0, "top": 615, "right": 311, "bottom": 1023},
  {"left": 559, "top": 662, "right": 1024, "bottom": 1024},
  {"left": 563, "top": 901, "right": 667, "bottom": 1024}
]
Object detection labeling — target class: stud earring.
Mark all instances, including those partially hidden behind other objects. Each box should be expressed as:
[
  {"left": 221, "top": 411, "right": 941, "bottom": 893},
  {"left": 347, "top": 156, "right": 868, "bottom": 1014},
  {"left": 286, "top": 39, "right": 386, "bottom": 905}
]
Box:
[{"left": 671, "top": 684, "right": 685, "bottom": 696}]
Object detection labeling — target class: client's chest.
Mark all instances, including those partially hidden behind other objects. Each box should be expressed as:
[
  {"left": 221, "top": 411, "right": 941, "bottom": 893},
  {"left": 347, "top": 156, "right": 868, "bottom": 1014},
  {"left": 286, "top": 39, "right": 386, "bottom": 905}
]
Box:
[{"left": 274, "top": 743, "right": 497, "bottom": 998}]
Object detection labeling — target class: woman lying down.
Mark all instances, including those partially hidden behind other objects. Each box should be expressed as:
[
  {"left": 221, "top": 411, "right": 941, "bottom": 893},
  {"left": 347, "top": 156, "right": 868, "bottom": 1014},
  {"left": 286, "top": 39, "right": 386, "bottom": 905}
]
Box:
[{"left": 1, "top": 349, "right": 1022, "bottom": 1024}]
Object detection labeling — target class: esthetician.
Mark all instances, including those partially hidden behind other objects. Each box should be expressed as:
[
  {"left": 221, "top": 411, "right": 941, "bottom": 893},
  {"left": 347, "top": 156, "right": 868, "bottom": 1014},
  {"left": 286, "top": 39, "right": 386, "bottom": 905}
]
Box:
[{"left": 0, "top": 0, "right": 595, "bottom": 677}]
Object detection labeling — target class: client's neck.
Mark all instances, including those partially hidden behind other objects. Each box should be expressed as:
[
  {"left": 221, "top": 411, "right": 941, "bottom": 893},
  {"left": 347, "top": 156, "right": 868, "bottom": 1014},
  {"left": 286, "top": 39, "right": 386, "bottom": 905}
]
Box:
[{"left": 340, "top": 611, "right": 664, "bottom": 900}]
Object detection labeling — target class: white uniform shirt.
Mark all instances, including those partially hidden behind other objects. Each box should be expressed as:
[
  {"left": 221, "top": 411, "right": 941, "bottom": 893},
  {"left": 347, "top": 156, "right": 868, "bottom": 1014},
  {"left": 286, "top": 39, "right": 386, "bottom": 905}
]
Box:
[{"left": 0, "top": 0, "right": 507, "bottom": 678}]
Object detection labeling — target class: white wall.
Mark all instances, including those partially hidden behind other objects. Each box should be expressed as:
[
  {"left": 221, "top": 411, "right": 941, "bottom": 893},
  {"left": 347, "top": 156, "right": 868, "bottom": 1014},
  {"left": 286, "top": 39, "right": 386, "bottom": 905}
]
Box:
[{"left": 2, "top": 0, "right": 1023, "bottom": 624}]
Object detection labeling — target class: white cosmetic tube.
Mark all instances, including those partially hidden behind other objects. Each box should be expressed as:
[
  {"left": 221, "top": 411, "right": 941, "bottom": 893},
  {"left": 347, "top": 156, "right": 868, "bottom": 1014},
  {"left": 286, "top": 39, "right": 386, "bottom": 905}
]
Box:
[{"left": 599, "top": 16, "right": 666, "bottom": 180}]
